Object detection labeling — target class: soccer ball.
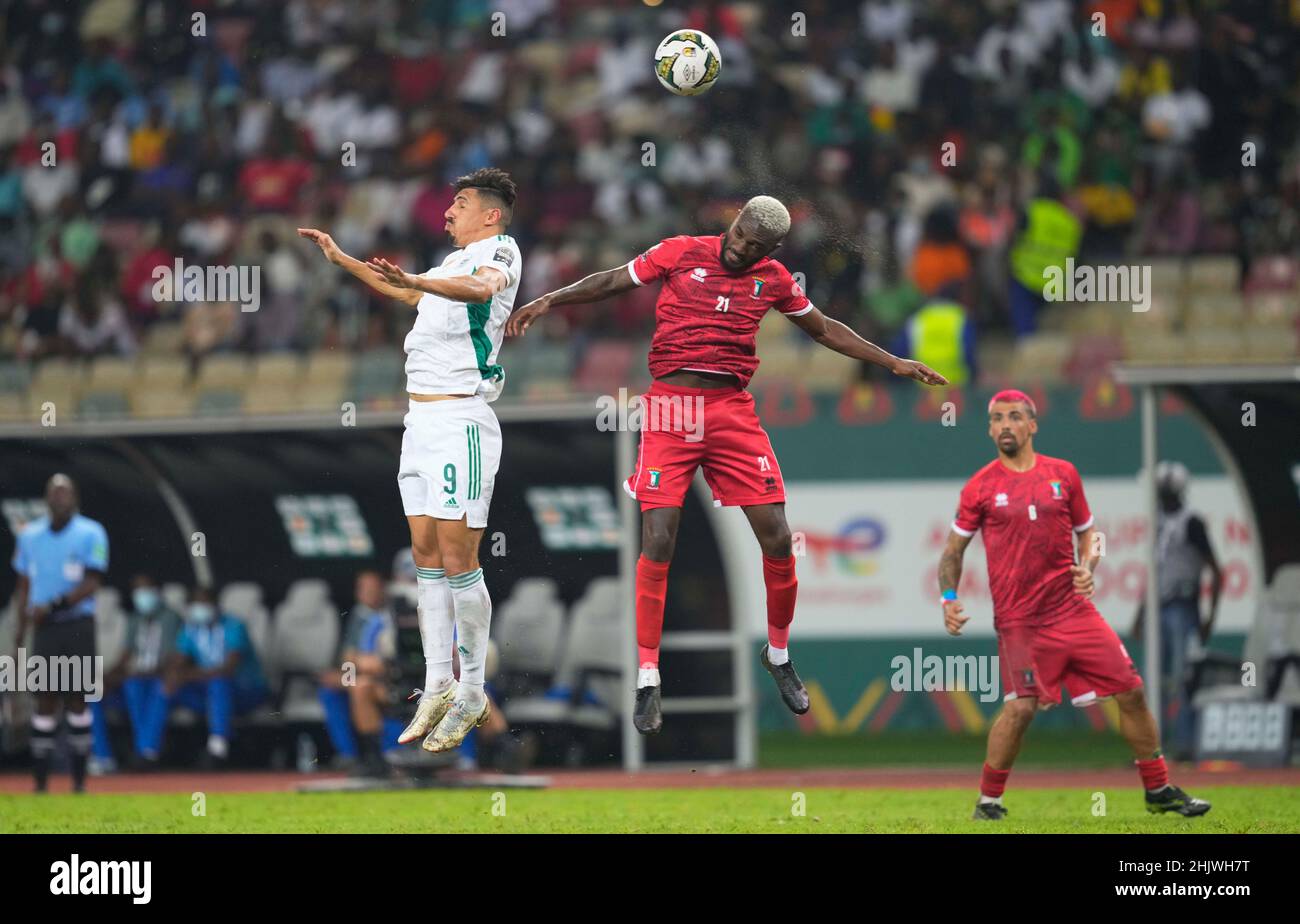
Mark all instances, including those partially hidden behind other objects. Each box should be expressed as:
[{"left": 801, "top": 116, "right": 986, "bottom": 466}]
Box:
[{"left": 653, "top": 30, "right": 722, "bottom": 96}]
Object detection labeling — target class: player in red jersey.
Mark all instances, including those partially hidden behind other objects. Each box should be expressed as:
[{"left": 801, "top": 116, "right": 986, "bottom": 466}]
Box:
[
  {"left": 508, "top": 196, "right": 946, "bottom": 733},
  {"left": 938, "top": 389, "right": 1211, "bottom": 820}
]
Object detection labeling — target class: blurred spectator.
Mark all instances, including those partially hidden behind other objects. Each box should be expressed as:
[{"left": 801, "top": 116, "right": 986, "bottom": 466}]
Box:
[
  {"left": 909, "top": 204, "right": 971, "bottom": 301},
  {"left": 1007, "top": 174, "right": 1081, "bottom": 336},
  {"left": 163, "top": 585, "right": 269, "bottom": 767},
  {"left": 1133, "top": 461, "right": 1223, "bottom": 760},
  {"left": 892, "top": 283, "right": 977, "bottom": 388},
  {"left": 89, "top": 574, "right": 181, "bottom": 772},
  {"left": 58, "top": 273, "right": 135, "bottom": 357},
  {"left": 0, "top": 1, "right": 1296, "bottom": 385},
  {"left": 318, "top": 570, "right": 396, "bottom": 776}
]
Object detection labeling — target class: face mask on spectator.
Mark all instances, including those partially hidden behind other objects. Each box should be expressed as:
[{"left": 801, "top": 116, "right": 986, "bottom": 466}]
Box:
[
  {"left": 133, "top": 587, "right": 160, "bottom": 615},
  {"left": 188, "top": 603, "right": 216, "bottom": 624}
]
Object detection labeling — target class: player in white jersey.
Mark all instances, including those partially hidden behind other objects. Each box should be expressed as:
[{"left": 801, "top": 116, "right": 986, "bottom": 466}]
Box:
[{"left": 299, "top": 167, "right": 521, "bottom": 753}]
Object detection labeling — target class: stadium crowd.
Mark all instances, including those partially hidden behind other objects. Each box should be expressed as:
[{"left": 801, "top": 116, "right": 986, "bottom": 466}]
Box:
[{"left": 1, "top": 0, "right": 1297, "bottom": 394}]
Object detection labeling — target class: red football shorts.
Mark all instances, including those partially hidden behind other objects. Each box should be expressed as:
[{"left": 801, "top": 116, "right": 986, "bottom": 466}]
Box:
[
  {"left": 997, "top": 607, "right": 1143, "bottom": 708},
  {"left": 624, "top": 381, "right": 785, "bottom": 510}
]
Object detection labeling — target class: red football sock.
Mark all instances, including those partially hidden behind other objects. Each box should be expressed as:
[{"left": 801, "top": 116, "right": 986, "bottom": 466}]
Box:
[
  {"left": 762, "top": 554, "right": 798, "bottom": 649},
  {"left": 980, "top": 763, "right": 1011, "bottom": 799},
  {"left": 1136, "top": 755, "right": 1169, "bottom": 791},
  {"left": 636, "top": 555, "right": 670, "bottom": 667}
]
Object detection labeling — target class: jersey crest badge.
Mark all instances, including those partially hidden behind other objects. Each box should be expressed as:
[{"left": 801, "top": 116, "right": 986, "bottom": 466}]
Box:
[
  {"left": 647, "top": 468, "right": 662, "bottom": 489},
  {"left": 1049, "top": 480, "right": 1063, "bottom": 499},
  {"left": 751, "top": 277, "right": 765, "bottom": 298}
]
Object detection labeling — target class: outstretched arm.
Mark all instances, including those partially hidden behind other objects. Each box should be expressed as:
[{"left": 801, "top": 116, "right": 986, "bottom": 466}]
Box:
[
  {"left": 788, "top": 306, "right": 948, "bottom": 386},
  {"left": 368, "top": 257, "right": 507, "bottom": 305},
  {"left": 938, "top": 529, "right": 973, "bottom": 636},
  {"left": 505, "top": 266, "right": 638, "bottom": 336},
  {"left": 297, "top": 228, "right": 421, "bottom": 306}
]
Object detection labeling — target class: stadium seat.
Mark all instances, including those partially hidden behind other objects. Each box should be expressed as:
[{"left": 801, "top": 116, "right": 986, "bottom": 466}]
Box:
[
  {"left": 0, "top": 394, "right": 27, "bottom": 422},
  {"left": 302, "top": 351, "right": 353, "bottom": 411},
  {"left": 1062, "top": 303, "right": 1121, "bottom": 337},
  {"left": 142, "top": 323, "right": 185, "bottom": 356},
  {"left": 162, "top": 582, "right": 189, "bottom": 614},
  {"left": 521, "top": 377, "right": 573, "bottom": 401},
  {"left": 574, "top": 339, "right": 635, "bottom": 394},
  {"left": 751, "top": 341, "right": 805, "bottom": 383},
  {"left": 493, "top": 577, "right": 566, "bottom": 691},
  {"left": 242, "top": 383, "right": 300, "bottom": 416},
  {"left": 352, "top": 348, "right": 405, "bottom": 403},
  {"left": 269, "top": 579, "right": 338, "bottom": 675},
  {"left": 1248, "top": 292, "right": 1300, "bottom": 325},
  {"left": 269, "top": 579, "right": 339, "bottom": 722},
  {"left": 1184, "top": 327, "right": 1246, "bottom": 364},
  {"left": 253, "top": 353, "right": 304, "bottom": 387},
  {"left": 519, "top": 341, "right": 573, "bottom": 382},
  {"left": 78, "top": 391, "right": 131, "bottom": 420},
  {"left": 195, "top": 354, "right": 251, "bottom": 391},
  {"left": 1010, "top": 333, "right": 1072, "bottom": 383},
  {"left": 803, "top": 346, "right": 857, "bottom": 393},
  {"left": 1121, "top": 329, "right": 1184, "bottom": 365},
  {"left": 1242, "top": 324, "right": 1299, "bottom": 361},
  {"left": 0, "top": 360, "right": 32, "bottom": 395},
  {"left": 0, "top": 599, "right": 16, "bottom": 660},
  {"left": 194, "top": 389, "right": 244, "bottom": 416},
  {"left": 1183, "top": 291, "right": 1245, "bottom": 330},
  {"left": 756, "top": 312, "right": 801, "bottom": 349},
  {"left": 1146, "top": 258, "right": 1187, "bottom": 300},
  {"left": 1194, "top": 564, "right": 1300, "bottom": 707},
  {"left": 87, "top": 356, "right": 137, "bottom": 391},
  {"left": 220, "top": 582, "right": 271, "bottom": 659},
  {"left": 1064, "top": 335, "right": 1124, "bottom": 384},
  {"left": 137, "top": 356, "right": 191, "bottom": 390},
  {"left": 1186, "top": 255, "right": 1241, "bottom": 292},
  {"left": 26, "top": 361, "right": 81, "bottom": 420},
  {"left": 1244, "top": 254, "right": 1299, "bottom": 294},
  {"left": 506, "top": 577, "right": 622, "bottom": 733},
  {"left": 130, "top": 389, "right": 196, "bottom": 418}
]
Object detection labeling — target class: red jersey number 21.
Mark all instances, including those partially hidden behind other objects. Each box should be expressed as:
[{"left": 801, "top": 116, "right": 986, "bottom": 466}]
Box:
[{"left": 715, "top": 296, "right": 730, "bottom": 312}]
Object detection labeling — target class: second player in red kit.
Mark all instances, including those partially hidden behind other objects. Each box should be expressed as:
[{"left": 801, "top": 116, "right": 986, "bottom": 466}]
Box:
[
  {"left": 509, "top": 195, "right": 947, "bottom": 734},
  {"left": 623, "top": 233, "right": 811, "bottom": 509},
  {"left": 940, "top": 389, "right": 1211, "bottom": 821}
]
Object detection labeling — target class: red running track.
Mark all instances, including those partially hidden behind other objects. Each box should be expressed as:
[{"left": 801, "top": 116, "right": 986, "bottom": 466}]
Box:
[{"left": 3, "top": 765, "right": 1298, "bottom": 795}]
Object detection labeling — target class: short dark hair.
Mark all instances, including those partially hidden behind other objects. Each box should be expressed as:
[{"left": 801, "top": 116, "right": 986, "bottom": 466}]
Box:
[{"left": 453, "top": 167, "right": 517, "bottom": 226}]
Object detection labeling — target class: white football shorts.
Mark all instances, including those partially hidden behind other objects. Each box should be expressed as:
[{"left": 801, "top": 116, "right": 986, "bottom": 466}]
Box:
[{"left": 397, "top": 396, "right": 501, "bottom": 528}]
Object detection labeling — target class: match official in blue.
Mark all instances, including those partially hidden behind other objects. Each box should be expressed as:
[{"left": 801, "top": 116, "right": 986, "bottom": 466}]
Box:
[{"left": 11, "top": 474, "right": 109, "bottom": 793}]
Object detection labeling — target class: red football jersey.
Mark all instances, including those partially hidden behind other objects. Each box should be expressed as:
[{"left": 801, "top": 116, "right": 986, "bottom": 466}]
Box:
[
  {"left": 953, "top": 453, "right": 1096, "bottom": 628},
  {"left": 627, "top": 234, "right": 813, "bottom": 387}
]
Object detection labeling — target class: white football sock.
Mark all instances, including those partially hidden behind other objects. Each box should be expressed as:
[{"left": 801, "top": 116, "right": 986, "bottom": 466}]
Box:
[
  {"left": 978, "top": 794, "right": 1002, "bottom": 805},
  {"left": 416, "top": 567, "right": 454, "bottom": 693},
  {"left": 448, "top": 567, "right": 491, "bottom": 707},
  {"left": 638, "top": 666, "right": 660, "bottom": 688},
  {"left": 766, "top": 645, "right": 789, "bottom": 666}
]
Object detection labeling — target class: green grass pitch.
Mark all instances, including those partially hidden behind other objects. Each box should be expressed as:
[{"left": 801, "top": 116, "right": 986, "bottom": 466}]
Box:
[{"left": 2, "top": 786, "right": 1296, "bottom": 834}]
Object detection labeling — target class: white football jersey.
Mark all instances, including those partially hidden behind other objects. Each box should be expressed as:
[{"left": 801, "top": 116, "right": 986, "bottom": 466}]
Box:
[{"left": 404, "top": 234, "right": 522, "bottom": 402}]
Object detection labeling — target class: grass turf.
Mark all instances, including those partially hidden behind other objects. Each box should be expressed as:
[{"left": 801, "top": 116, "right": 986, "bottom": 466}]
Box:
[
  {"left": 757, "top": 730, "right": 1137, "bottom": 768},
  {"left": 2, "top": 785, "right": 1295, "bottom": 834}
]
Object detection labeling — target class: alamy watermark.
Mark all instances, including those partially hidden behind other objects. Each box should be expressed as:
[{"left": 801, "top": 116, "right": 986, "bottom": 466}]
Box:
[
  {"left": 151, "top": 258, "right": 261, "bottom": 312},
  {"left": 1042, "top": 258, "right": 1151, "bottom": 313},
  {"left": 595, "top": 387, "right": 705, "bottom": 442},
  {"left": 890, "top": 647, "right": 1000, "bottom": 703},
  {"left": 0, "top": 649, "right": 104, "bottom": 702}
]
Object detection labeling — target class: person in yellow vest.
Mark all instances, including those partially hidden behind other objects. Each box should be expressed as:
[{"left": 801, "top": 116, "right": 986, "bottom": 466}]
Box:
[
  {"left": 1007, "top": 175, "right": 1082, "bottom": 336},
  {"left": 892, "top": 283, "right": 975, "bottom": 387}
]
